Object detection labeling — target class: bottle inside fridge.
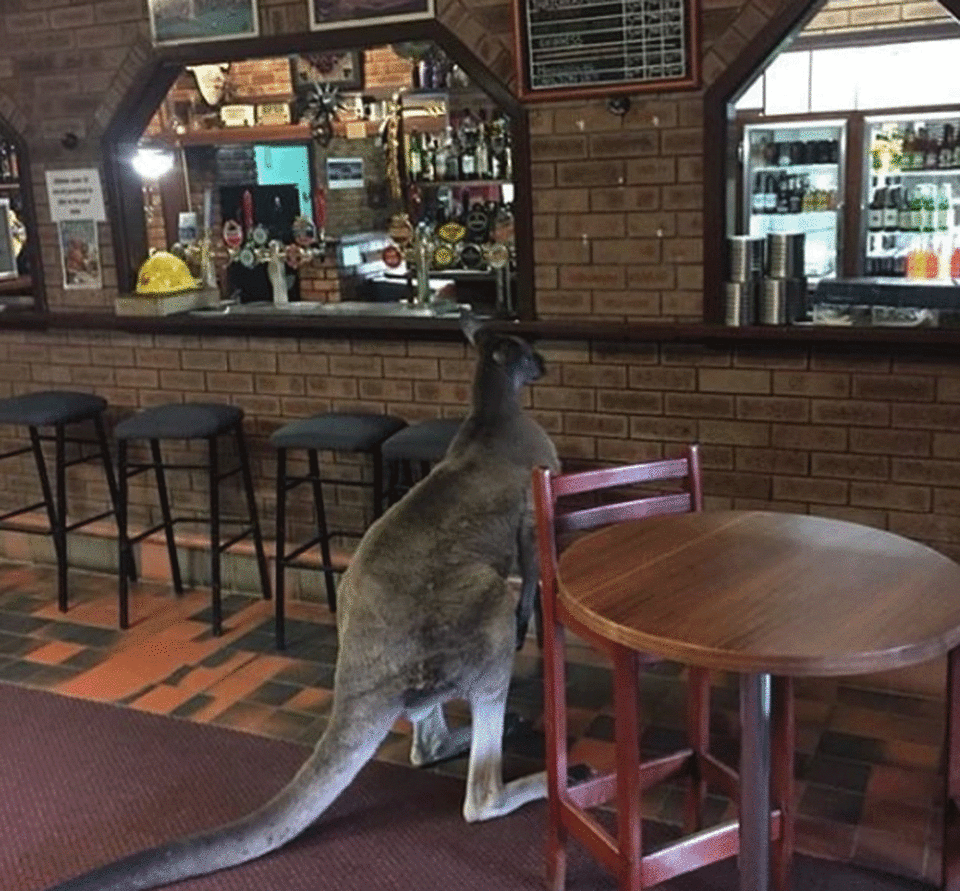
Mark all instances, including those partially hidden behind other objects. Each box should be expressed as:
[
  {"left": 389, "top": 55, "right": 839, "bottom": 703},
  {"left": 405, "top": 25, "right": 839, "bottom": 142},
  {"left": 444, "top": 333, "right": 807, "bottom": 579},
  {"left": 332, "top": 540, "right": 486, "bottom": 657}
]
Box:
[
  {"left": 742, "top": 120, "right": 846, "bottom": 285},
  {"left": 864, "top": 112, "right": 960, "bottom": 281}
]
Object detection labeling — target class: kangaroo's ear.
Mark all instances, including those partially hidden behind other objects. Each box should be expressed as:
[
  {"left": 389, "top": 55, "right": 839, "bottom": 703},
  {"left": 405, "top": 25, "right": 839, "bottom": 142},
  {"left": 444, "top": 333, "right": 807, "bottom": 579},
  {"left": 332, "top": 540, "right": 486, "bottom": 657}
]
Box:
[{"left": 460, "top": 306, "right": 485, "bottom": 346}]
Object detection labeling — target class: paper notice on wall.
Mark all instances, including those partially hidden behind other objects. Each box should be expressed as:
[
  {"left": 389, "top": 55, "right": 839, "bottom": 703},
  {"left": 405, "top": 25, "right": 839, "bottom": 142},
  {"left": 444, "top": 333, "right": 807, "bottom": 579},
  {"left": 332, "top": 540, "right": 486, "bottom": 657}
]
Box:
[
  {"left": 58, "top": 219, "right": 102, "bottom": 290},
  {"left": 45, "top": 169, "right": 106, "bottom": 223}
]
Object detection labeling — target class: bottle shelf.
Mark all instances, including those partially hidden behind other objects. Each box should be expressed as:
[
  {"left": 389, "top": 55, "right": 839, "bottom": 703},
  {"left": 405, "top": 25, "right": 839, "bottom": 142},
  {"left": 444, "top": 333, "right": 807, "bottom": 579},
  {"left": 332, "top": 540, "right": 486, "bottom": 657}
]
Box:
[
  {"left": 410, "top": 178, "right": 510, "bottom": 188},
  {"left": 753, "top": 163, "right": 839, "bottom": 173},
  {"left": 883, "top": 168, "right": 960, "bottom": 177}
]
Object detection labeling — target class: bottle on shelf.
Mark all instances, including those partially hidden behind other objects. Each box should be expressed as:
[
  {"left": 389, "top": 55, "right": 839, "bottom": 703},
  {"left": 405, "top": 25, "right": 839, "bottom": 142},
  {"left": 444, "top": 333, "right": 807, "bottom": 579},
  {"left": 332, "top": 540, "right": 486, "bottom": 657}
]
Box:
[
  {"left": 752, "top": 174, "right": 765, "bottom": 214},
  {"left": 883, "top": 179, "right": 900, "bottom": 234},
  {"left": 951, "top": 234, "right": 960, "bottom": 280},
  {"left": 407, "top": 129, "right": 423, "bottom": 182},
  {"left": 868, "top": 179, "right": 885, "bottom": 233},
  {"left": 940, "top": 124, "right": 955, "bottom": 170}
]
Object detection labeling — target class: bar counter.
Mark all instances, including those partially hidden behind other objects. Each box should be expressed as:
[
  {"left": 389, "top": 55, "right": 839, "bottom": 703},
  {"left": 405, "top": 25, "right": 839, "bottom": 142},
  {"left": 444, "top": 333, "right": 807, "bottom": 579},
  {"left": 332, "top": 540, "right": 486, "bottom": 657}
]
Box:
[{"left": 9, "top": 306, "right": 960, "bottom": 350}]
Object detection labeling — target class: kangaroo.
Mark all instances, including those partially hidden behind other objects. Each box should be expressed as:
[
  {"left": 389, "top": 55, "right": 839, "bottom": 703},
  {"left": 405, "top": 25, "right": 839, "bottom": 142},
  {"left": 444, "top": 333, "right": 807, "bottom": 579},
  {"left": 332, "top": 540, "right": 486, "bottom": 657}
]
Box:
[{"left": 41, "top": 316, "right": 559, "bottom": 891}]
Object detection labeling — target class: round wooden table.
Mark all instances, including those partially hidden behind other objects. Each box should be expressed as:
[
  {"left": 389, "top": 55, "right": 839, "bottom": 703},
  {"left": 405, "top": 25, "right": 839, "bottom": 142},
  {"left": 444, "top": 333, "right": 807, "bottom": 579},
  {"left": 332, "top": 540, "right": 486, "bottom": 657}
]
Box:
[{"left": 557, "top": 510, "right": 960, "bottom": 891}]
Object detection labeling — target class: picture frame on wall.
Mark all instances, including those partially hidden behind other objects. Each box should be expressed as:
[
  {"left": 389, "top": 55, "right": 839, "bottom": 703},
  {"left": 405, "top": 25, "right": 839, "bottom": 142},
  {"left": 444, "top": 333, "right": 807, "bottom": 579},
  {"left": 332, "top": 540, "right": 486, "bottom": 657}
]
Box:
[
  {"left": 310, "top": 0, "right": 433, "bottom": 31},
  {"left": 149, "top": 0, "right": 259, "bottom": 46},
  {"left": 291, "top": 51, "right": 364, "bottom": 92}
]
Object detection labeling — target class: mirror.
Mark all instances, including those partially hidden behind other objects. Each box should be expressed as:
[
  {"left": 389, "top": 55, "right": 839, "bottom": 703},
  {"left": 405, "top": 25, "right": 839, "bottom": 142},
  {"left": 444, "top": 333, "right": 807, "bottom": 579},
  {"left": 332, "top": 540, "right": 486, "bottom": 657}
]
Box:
[
  {"left": 0, "top": 123, "right": 41, "bottom": 312},
  {"left": 124, "top": 39, "right": 522, "bottom": 317},
  {"left": 716, "top": 0, "right": 960, "bottom": 327}
]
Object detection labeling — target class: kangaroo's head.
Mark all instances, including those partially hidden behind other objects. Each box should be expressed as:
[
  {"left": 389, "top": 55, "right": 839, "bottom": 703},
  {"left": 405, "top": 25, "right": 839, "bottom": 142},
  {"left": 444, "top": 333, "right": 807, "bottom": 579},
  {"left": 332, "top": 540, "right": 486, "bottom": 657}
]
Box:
[{"left": 461, "top": 310, "right": 545, "bottom": 397}]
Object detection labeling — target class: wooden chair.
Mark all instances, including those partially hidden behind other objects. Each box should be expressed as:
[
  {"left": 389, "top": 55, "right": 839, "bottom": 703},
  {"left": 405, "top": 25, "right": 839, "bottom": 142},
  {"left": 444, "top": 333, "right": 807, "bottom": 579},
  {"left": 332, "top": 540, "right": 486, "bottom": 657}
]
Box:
[{"left": 533, "top": 444, "right": 777, "bottom": 891}]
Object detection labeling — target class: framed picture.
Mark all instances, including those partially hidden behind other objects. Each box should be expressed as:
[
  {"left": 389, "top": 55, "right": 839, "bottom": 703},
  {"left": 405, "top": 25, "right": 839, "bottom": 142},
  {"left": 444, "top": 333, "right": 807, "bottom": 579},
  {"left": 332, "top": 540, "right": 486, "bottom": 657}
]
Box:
[
  {"left": 326, "top": 158, "right": 364, "bottom": 190},
  {"left": 58, "top": 219, "right": 102, "bottom": 290},
  {"left": 310, "top": 0, "right": 433, "bottom": 31},
  {"left": 0, "top": 199, "right": 15, "bottom": 279},
  {"left": 291, "top": 51, "right": 363, "bottom": 92},
  {"left": 149, "top": 0, "right": 259, "bottom": 46}
]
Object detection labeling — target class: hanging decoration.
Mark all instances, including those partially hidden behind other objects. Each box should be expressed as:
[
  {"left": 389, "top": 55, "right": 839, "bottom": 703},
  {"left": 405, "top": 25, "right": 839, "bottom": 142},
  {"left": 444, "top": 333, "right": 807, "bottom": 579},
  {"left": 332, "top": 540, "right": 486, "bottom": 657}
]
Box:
[{"left": 300, "top": 81, "right": 345, "bottom": 147}]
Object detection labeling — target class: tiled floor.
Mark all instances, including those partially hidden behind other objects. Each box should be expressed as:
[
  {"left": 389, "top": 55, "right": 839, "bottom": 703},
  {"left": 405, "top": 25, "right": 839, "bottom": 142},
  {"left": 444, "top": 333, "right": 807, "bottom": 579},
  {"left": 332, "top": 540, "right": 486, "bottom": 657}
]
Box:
[{"left": 0, "top": 561, "right": 947, "bottom": 885}]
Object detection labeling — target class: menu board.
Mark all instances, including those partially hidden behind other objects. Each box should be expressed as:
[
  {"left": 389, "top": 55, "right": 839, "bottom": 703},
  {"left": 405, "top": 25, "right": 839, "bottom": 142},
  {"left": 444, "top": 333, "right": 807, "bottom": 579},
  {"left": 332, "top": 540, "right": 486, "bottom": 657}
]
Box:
[{"left": 514, "top": 0, "right": 699, "bottom": 100}]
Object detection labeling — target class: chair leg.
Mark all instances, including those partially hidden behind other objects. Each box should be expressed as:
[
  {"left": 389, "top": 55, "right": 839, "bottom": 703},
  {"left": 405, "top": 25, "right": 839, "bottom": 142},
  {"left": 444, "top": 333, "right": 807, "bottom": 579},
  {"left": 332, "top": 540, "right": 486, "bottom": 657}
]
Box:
[
  {"left": 208, "top": 434, "right": 222, "bottom": 636},
  {"left": 54, "top": 423, "right": 69, "bottom": 613},
  {"left": 235, "top": 423, "right": 271, "bottom": 602},
  {"left": 274, "top": 448, "right": 287, "bottom": 650},
  {"left": 943, "top": 646, "right": 960, "bottom": 891},
  {"left": 117, "top": 439, "right": 131, "bottom": 629},
  {"left": 771, "top": 675, "right": 795, "bottom": 891},
  {"left": 94, "top": 413, "right": 135, "bottom": 582},
  {"left": 308, "top": 449, "right": 337, "bottom": 612},
  {"left": 150, "top": 439, "right": 182, "bottom": 595},
  {"left": 542, "top": 608, "right": 569, "bottom": 891},
  {"left": 684, "top": 666, "right": 710, "bottom": 833},
  {"left": 612, "top": 645, "right": 643, "bottom": 891}
]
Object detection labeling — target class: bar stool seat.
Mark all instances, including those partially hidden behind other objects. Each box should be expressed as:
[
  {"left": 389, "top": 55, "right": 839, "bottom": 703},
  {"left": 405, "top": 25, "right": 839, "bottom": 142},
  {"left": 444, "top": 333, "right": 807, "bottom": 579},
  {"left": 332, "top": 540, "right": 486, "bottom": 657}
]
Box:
[
  {"left": 382, "top": 417, "right": 463, "bottom": 505},
  {"left": 271, "top": 411, "right": 407, "bottom": 648},
  {"left": 0, "top": 390, "right": 128, "bottom": 612},
  {"left": 115, "top": 401, "right": 270, "bottom": 636}
]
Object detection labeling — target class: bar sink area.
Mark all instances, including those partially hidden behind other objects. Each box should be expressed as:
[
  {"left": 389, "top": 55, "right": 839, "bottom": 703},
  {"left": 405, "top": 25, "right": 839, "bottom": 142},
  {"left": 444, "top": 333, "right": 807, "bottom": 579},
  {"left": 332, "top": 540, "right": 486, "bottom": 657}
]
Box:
[{"left": 189, "top": 297, "right": 470, "bottom": 319}]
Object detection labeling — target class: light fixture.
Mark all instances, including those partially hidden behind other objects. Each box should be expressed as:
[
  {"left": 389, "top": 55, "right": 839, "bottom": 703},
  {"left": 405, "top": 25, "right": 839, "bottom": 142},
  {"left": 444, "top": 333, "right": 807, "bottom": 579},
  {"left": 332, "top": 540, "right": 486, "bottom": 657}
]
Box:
[{"left": 131, "top": 144, "right": 174, "bottom": 180}]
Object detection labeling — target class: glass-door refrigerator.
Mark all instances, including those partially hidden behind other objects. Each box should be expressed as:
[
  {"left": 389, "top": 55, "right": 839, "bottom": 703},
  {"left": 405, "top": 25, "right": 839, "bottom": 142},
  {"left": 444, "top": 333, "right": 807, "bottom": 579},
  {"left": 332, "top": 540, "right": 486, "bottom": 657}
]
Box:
[
  {"left": 862, "top": 111, "right": 960, "bottom": 280},
  {"left": 742, "top": 119, "right": 847, "bottom": 284}
]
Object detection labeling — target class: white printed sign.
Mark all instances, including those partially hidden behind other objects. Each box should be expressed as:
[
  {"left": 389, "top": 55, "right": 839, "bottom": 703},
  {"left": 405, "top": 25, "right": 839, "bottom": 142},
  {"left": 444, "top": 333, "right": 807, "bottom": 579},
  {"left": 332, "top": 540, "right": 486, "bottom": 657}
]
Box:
[{"left": 45, "top": 169, "right": 106, "bottom": 223}]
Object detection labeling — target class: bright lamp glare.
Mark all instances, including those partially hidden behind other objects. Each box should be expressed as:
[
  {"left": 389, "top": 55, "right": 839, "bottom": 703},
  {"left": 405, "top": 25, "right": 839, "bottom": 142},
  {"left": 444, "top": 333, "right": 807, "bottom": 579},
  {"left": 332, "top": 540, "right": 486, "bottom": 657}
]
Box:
[{"left": 131, "top": 146, "right": 173, "bottom": 179}]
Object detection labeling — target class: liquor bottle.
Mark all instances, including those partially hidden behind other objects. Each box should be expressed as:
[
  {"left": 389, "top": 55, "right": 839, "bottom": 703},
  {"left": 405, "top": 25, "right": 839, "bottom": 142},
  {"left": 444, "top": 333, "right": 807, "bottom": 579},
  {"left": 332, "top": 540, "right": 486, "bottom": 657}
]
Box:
[
  {"left": 868, "top": 181, "right": 884, "bottom": 232},
  {"left": 923, "top": 128, "right": 939, "bottom": 170},
  {"left": 940, "top": 124, "right": 955, "bottom": 170},
  {"left": 775, "top": 172, "right": 789, "bottom": 214},
  {"left": 407, "top": 129, "right": 423, "bottom": 181},
  {"left": 951, "top": 234, "right": 960, "bottom": 279},
  {"left": 910, "top": 188, "right": 923, "bottom": 233},
  {"left": 883, "top": 181, "right": 900, "bottom": 233},
  {"left": 458, "top": 110, "right": 478, "bottom": 180},
  {"left": 937, "top": 185, "right": 951, "bottom": 232},
  {"left": 787, "top": 175, "right": 802, "bottom": 214},
  {"left": 899, "top": 186, "right": 913, "bottom": 233},
  {"left": 921, "top": 185, "right": 936, "bottom": 232},
  {"left": 901, "top": 126, "right": 915, "bottom": 170},
  {"left": 420, "top": 133, "right": 435, "bottom": 183},
  {"left": 435, "top": 136, "right": 449, "bottom": 184},
  {"left": 474, "top": 110, "right": 490, "bottom": 180},
  {"left": 763, "top": 174, "right": 776, "bottom": 213},
  {"left": 752, "top": 174, "right": 766, "bottom": 214}
]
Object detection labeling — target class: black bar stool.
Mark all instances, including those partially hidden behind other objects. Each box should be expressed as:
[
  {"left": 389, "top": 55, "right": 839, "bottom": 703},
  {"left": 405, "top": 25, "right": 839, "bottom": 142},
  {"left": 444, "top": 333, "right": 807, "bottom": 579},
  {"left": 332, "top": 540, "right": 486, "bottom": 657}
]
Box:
[
  {"left": 271, "top": 411, "right": 406, "bottom": 648},
  {"left": 382, "top": 418, "right": 463, "bottom": 506},
  {"left": 0, "top": 390, "right": 130, "bottom": 612},
  {"left": 114, "top": 402, "right": 270, "bottom": 636}
]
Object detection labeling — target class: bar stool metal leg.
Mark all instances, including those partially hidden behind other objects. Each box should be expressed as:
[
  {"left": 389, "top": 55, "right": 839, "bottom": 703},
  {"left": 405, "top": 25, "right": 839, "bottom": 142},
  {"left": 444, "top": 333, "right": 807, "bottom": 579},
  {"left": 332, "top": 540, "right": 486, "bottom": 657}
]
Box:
[
  {"left": 943, "top": 645, "right": 960, "bottom": 891},
  {"left": 27, "top": 427, "right": 64, "bottom": 610},
  {"left": 93, "top": 413, "right": 135, "bottom": 582},
  {"left": 118, "top": 439, "right": 130, "bottom": 629},
  {"left": 54, "top": 423, "right": 68, "bottom": 612},
  {"left": 151, "top": 439, "right": 183, "bottom": 595},
  {"left": 208, "top": 434, "right": 222, "bottom": 636},
  {"left": 235, "top": 422, "right": 271, "bottom": 603},
  {"left": 309, "top": 449, "right": 337, "bottom": 612},
  {"left": 275, "top": 447, "right": 288, "bottom": 650}
]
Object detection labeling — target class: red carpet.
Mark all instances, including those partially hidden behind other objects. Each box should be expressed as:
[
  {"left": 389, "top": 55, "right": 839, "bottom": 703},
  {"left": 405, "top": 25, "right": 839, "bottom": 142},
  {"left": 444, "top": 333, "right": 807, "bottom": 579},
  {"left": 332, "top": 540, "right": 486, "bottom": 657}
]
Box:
[{"left": 0, "top": 682, "right": 933, "bottom": 890}]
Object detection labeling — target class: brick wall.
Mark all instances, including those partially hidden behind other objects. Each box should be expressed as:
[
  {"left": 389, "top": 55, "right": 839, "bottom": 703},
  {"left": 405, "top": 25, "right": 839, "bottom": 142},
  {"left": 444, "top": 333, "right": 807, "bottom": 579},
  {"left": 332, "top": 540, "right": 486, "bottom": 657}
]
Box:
[
  {"left": 1, "top": 0, "right": 960, "bottom": 587},
  {"left": 808, "top": 0, "right": 953, "bottom": 33}
]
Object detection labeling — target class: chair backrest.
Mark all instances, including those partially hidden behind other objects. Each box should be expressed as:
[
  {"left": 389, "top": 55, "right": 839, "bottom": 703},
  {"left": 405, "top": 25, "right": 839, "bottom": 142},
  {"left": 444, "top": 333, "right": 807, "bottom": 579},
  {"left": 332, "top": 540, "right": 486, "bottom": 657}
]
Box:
[{"left": 532, "top": 444, "right": 703, "bottom": 624}]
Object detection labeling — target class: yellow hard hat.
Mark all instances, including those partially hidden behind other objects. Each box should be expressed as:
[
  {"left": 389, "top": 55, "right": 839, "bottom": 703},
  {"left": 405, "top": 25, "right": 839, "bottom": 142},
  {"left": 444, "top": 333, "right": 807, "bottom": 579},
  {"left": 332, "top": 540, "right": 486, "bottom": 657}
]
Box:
[{"left": 135, "top": 250, "right": 200, "bottom": 295}]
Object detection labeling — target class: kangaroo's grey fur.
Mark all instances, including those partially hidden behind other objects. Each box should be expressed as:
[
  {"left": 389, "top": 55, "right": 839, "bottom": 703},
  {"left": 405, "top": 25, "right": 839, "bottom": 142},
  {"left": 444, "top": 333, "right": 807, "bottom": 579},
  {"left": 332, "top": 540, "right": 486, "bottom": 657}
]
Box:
[{"left": 41, "top": 318, "right": 559, "bottom": 891}]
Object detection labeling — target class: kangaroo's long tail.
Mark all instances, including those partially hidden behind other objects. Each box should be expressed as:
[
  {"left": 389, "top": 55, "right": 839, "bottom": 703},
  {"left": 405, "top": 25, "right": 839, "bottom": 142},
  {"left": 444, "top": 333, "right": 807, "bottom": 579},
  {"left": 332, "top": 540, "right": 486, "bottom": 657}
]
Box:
[{"left": 43, "top": 698, "right": 395, "bottom": 891}]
